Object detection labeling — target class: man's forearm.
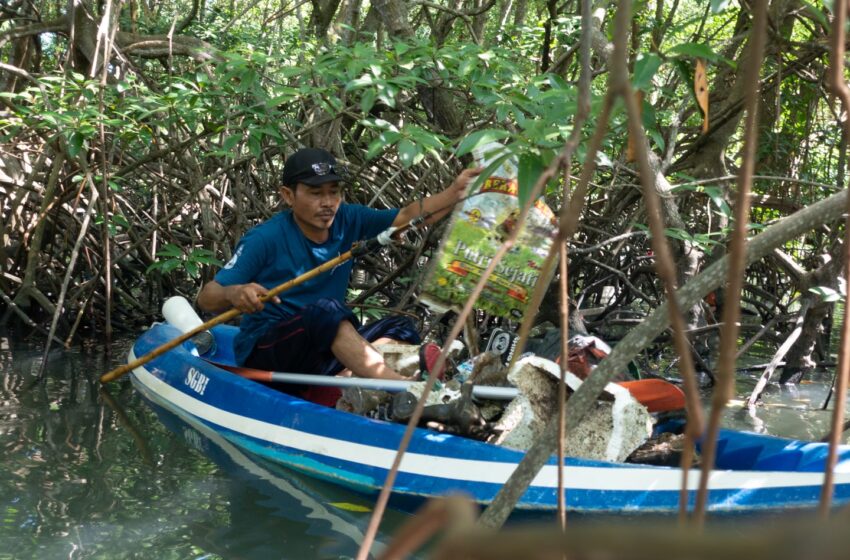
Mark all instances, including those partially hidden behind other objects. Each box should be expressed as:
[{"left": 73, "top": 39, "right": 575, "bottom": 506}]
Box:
[
  {"left": 393, "top": 167, "right": 482, "bottom": 228},
  {"left": 397, "top": 191, "right": 455, "bottom": 226},
  {"left": 420, "top": 189, "right": 459, "bottom": 224},
  {"left": 199, "top": 281, "right": 277, "bottom": 314},
  {"left": 197, "top": 281, "right": 232, "bottom": 313}
]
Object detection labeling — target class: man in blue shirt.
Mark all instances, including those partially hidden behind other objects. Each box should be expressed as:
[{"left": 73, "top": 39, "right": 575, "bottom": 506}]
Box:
[{"left": 198, "top": 147, "right": 481, "bottom": 387}]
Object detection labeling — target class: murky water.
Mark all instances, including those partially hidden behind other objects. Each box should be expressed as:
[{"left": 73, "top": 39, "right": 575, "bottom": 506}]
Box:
[
  {"left": 0, "top": 332, "right": 407, "bottom": 559},
  {"left": 2, "top": 330, "right": 849, "bottom": 559},
  {"left": 723, "top": 370, "right": 849, "bottom": 443}
]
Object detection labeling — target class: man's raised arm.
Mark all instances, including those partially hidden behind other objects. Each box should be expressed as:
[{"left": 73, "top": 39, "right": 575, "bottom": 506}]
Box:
[{"left": 393, "top": 167, "right": 483, "bottom": 228}]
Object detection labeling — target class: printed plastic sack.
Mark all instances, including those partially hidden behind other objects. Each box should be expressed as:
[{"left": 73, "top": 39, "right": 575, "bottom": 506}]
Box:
[{"left": 422, "top": 143, "right": 558, "bottom": 319}]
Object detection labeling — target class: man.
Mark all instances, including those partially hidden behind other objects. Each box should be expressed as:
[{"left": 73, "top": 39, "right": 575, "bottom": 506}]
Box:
[{"left": 198, "top": 147, "right": 481, "bottom": 391}]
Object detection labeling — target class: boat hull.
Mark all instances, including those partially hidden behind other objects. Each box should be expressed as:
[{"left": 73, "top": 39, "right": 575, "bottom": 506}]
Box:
[{"left": 129, "top": 322, "right": 850, "bottom": 514}]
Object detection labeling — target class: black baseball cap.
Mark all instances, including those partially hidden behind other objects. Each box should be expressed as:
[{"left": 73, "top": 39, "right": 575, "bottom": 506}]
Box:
[{"left": 281, "top": 148, "right": 348, "bottom": 187}]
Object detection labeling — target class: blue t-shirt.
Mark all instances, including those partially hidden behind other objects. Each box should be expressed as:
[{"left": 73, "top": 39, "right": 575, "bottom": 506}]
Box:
[{"left": 215, "top": 204, "right": 399, "bottom": 364}]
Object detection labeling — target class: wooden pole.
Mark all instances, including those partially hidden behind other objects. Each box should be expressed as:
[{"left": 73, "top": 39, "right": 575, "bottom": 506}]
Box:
[{"left": 819, "top": 0, "right": 850, "bottom": 516}]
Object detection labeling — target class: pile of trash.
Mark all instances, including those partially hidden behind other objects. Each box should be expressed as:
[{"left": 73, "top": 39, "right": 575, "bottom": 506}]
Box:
[
  {"left": 359, "top": 141, "right": 671, "bottom": 463},
  {"left": 336, "top": 330, "right": 677, "bottom": 464}
]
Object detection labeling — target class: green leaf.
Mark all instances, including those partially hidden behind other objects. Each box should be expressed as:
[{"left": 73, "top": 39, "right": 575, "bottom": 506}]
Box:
[
  {"left": 663, "top": 227, "right": 694, "bottom": 242},
  {"left": 184, "top": 261, "right": 199, "bottom": 278},
  {"left": 671, "top": 58, "right": 694, "bottom": 91},
  {"left": 406, "top": 126, "right": 445, "bottom": 152},
  {"left": 147, "top": 259, "right": 182, "bottom": 275},
  {"left": 370, "top": 118, "right": 399, "bottom": 133},
  {"left": 647, "top": 128, "right": 665, "bottom": 151},
  {"left": 222, "top": 134, "right": 241, "bottom": 152},
  {"left": 456, "top": 129, "right": 510, "bottom": 156},
  {"left": 633, "top": 53, "right": 662, "bottom": 91},
  {"left": 112, "top": 214, "right": 130, "bottom": 229},
  {"left": 595, "top": 151, "right": 613, "bottom": 168},
  {"left": 397, "top": 138, "right": 422, "bottom": 167},
  {"left": 704, "top": 186, "right": 733, "bottom": 218},
  {"left": 156, "top": 243, "right": 183, "bottom": 258},
  {"left": 548, "top": 74, "right": 570, "bottom": 91},
  {"left": 247, "top": 132, "right": 262, "bottom": 158},
  {"left": 360, "top": 89, "right": 377, "bottom": 114},
  {"left": 799, "top": 0, "right": 829, "bottom": 27},
  {"left": 517, "top": 153, "right": 544, "bottom": 210},
  {"left": 667, "top": 43, "right": 734, "bottom": 68},
  {"left": 809, "top": 286, "right": 844, "bottom": 303},
  {"left": 329, "top": 502, "right": 371, "bottom": 512},
  {"left": 267, "top": 90, "right": 299, "bottom": 107},
  {"left": 67, "top": 131, "right": 84, "bottom": 157},
  {"left": 365, "top": 130, "right": 401, "bottom": 160},
  {"left": 468, "top": 153, "right": 511, "bottom": 194},
  {"left": 189, "top": 255, "right": 223, "bottom": 266},
  {"left": 346, "top": 74, "right": 375, "bottom": 90},
  {"left": 668, "top": 43, "right": 716, "bottom": 60}
]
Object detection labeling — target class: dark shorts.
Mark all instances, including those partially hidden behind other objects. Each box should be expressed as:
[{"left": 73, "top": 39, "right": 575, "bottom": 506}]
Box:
[{"left": 244, "top": 298, "right": 421, "bottom": 376}]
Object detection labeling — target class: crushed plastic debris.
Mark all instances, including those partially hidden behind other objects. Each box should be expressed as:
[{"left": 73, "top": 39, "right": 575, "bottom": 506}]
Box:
[
  {"left": 491, "top": 355, "right": 652, "bottom": 461},
  {"left": 338, "top": 331, "right": 653, "bottom": 462}
]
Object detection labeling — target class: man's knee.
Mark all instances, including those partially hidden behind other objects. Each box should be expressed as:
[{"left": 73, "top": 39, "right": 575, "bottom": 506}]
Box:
[
  {"left": 301, "top": 298, "right": 359, "bottom": 353},
  {"left": 359, "top": 315, "right": 421, "bottom": 345}
]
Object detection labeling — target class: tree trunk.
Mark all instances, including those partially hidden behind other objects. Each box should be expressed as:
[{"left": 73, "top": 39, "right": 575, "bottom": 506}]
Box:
[
  {"left": 512, "top": 0, "right": 527, "bottom": 27},
  {"left": 781, "top": 243, "right": 846, "bottom": 383},
  {"left": 374, "top": 0, "right": 465, "bottom": 136},
  {"left": 310, "top": 0, "right": 344, "bottom": 38}
]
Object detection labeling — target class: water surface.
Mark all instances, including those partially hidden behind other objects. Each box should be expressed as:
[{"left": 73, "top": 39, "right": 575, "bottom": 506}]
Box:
[{"left": 0, "top": 332, "right": 405, "bottom": 559}]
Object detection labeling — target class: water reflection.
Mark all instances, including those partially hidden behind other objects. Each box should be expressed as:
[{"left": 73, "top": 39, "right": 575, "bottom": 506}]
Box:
[
  {"left": 0, "top": 332, "right": 403, "bottom": 559},
  {"left": 141, "top": 396, "right": 391, "bottom": 559}
]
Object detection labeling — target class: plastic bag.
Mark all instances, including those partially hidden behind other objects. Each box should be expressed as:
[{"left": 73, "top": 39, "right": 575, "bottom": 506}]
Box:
[{"left": 422, "top": 143, "right": 558, "bottom": 319}]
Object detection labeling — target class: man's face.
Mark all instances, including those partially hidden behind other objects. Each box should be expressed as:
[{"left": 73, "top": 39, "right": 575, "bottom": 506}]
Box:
[{"left": 281, "top": 181, "right": 343, "bottom": 236}]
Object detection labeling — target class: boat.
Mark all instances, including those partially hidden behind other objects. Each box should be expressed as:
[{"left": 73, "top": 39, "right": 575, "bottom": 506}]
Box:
[{"left": 128, "top": 320, "right": 850, "bottom": 514}]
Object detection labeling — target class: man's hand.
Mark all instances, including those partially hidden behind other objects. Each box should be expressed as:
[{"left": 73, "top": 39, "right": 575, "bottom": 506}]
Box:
[
  {"left": 446, "top": 166, "right": 484, "bottom": 202},
  {"left": 197, "top": 280, "right": 281, "bottom": 314},
  {"left": 226, "top": 283, "right": 280, "bottom": 314}
]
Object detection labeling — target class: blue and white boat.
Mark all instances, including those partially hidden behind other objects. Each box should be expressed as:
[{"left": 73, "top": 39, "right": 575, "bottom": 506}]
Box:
[{"left": 128, "top": 321, "right": 850, "bottom": 514}]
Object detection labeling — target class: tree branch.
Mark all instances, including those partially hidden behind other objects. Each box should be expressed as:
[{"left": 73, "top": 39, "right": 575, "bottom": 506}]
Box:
[
  {"left": 0, "top": 17, "right": 67, "bottom": 49},
  {"left": 116, "top": 31, "right": 220, "bottom": 61}
]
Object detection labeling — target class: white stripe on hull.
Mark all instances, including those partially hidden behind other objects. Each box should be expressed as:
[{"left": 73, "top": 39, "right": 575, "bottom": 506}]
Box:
[{"left": 133, "top": 360, "right": 850, "bottom": 494}]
